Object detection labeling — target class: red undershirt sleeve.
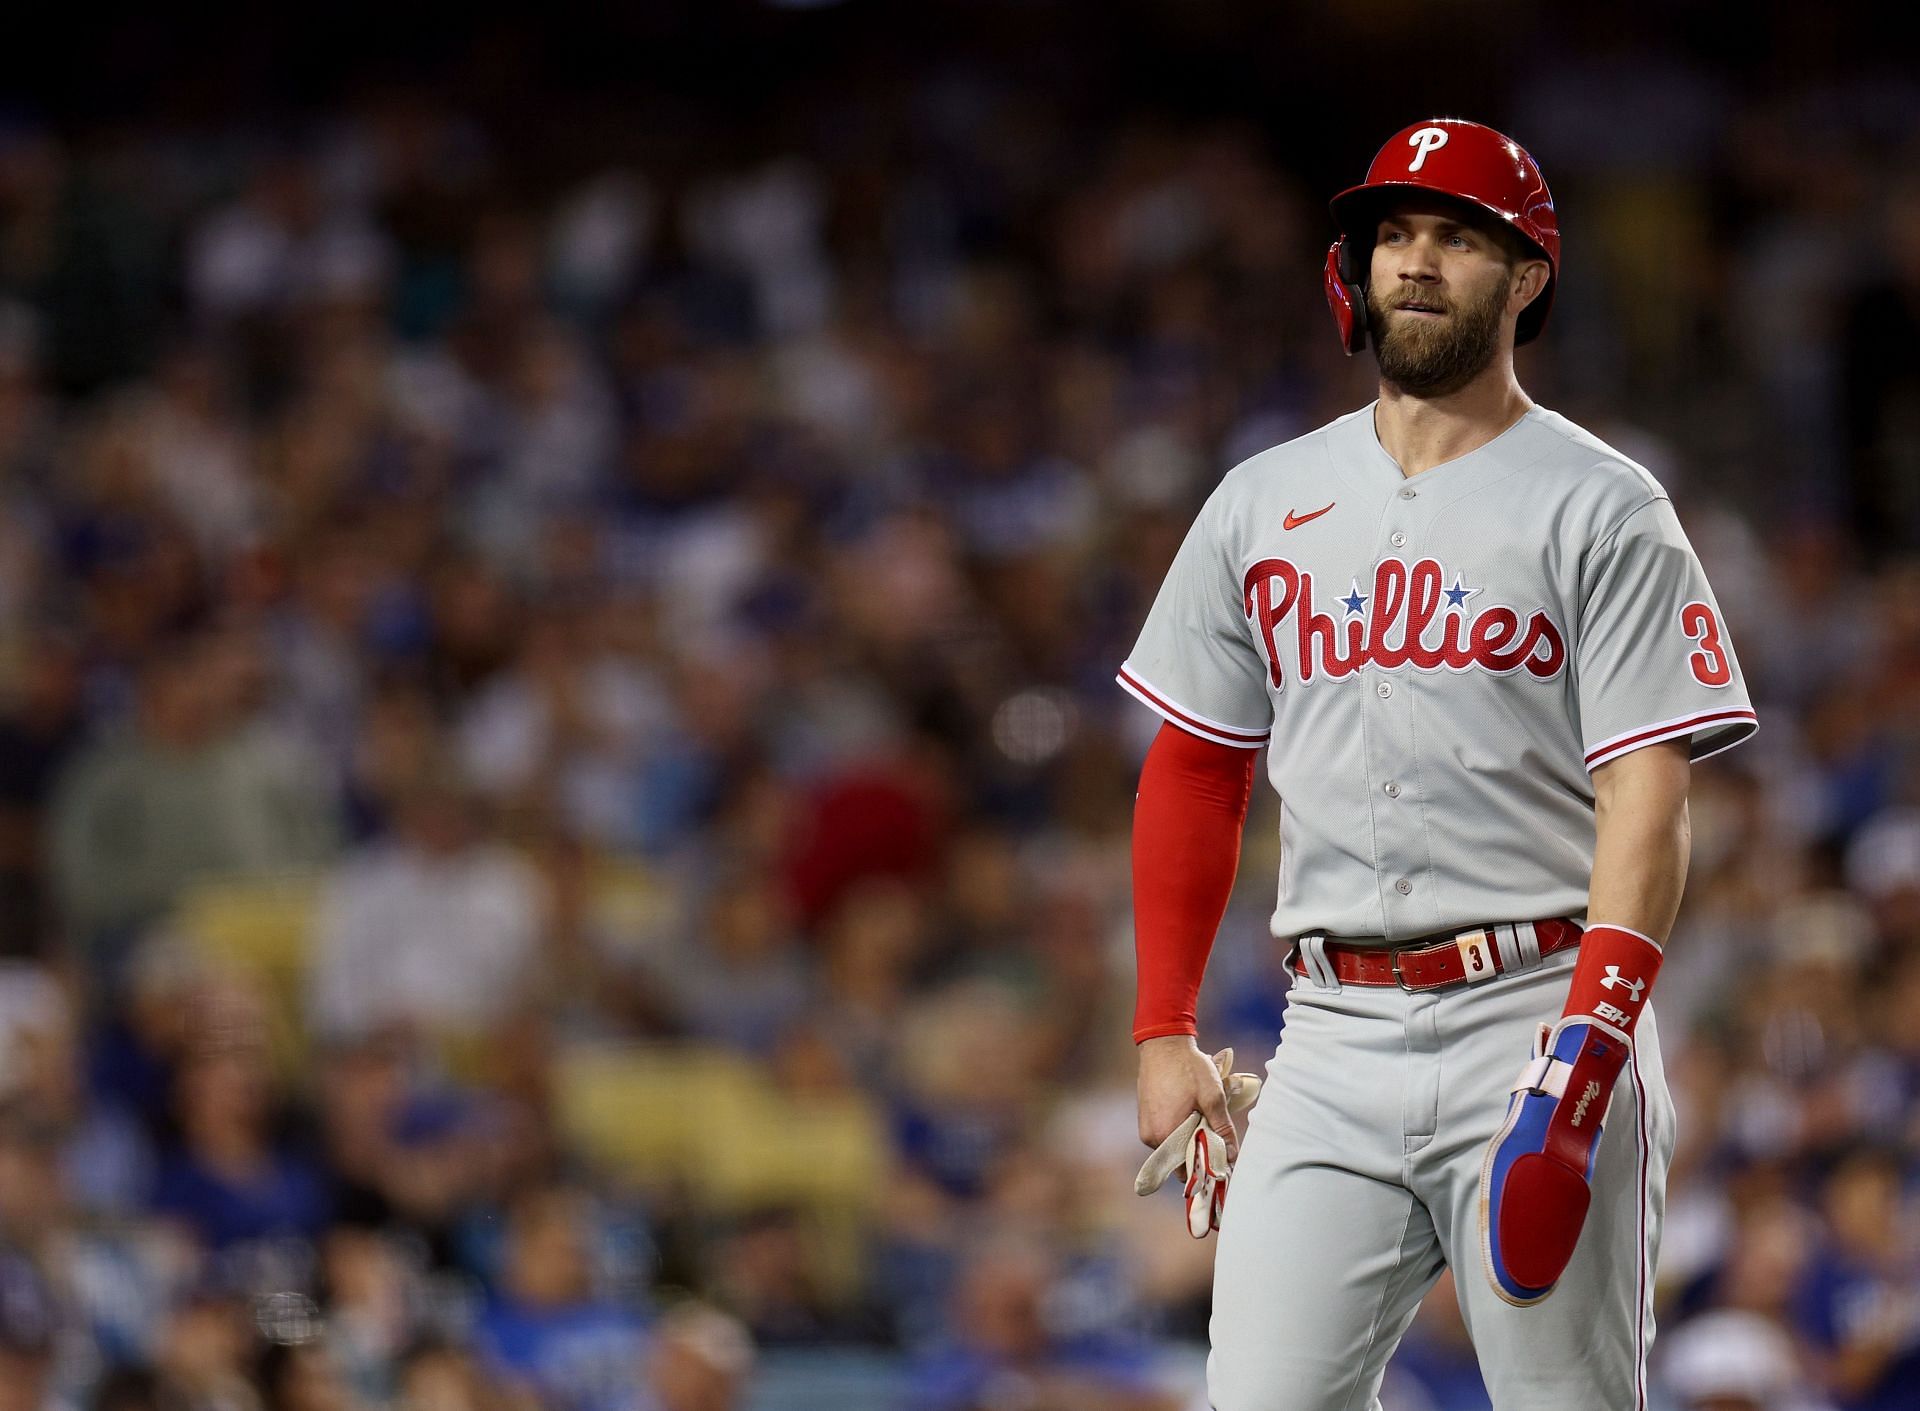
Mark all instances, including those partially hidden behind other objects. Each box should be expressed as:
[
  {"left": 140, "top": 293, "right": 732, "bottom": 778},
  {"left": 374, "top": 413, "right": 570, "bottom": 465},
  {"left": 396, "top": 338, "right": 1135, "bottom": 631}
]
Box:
[{"left": 1132, "top": 720, "right": 1260, "bottom": 1044}]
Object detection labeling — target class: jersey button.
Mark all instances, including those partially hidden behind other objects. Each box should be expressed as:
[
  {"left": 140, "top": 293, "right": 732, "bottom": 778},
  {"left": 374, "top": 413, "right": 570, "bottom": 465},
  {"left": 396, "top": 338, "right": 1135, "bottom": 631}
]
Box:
[
  {"left": 1376, "top": 680, "right": 1393, "bottom": 698},
  {"left": 1395, "top": 878, "right": 1413, "bottom": 895},
  {"left": 1390, "top": 531, "right": 1407, "bottom": 548},
  {"left": 1384, "top": 781, "right": 1401, "bottom": 798},
  {"left": 1399, "top": 488, "right": 1416, "bottom": 500}
]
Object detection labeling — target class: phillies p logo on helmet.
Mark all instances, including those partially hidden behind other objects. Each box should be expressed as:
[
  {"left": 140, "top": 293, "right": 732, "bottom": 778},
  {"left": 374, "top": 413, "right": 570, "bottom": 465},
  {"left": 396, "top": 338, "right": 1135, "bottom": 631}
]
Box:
[
  {"left": 1406, "top": 127, "right": 1450, "bottom": 171},
  {"left": 1323, "top": 117, "right": 1562, "bottom": 354}
]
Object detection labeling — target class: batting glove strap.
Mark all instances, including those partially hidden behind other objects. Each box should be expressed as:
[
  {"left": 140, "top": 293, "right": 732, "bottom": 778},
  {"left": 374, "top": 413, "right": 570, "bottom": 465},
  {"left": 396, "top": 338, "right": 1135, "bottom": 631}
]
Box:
[
  {"left": 1481, "top": 1016, "right": 1630, "bottom": 1306},
  {"left": 1510, "top": 1050, "right": 1567, "bottom": 1098}
]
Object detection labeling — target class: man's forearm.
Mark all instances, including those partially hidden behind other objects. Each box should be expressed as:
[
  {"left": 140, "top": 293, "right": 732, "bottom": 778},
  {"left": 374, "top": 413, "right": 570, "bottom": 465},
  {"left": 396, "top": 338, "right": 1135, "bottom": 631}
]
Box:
[
  {"left": 1480, "top": 744, "right": 1695, "bottom": 1306},
  {"left": 1132, "top": 722, "right": 1258, "bottom": 1042},
  {"left": 1586, "top": 739, "right": 1692, "bottom": 940}
]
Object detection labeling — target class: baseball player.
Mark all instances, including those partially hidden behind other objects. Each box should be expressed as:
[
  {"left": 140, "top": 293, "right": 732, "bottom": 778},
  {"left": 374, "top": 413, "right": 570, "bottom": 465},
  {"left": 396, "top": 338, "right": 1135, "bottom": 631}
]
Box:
[{"left": 1122, "top": 119, "right": 1757, "bottom": 1410}]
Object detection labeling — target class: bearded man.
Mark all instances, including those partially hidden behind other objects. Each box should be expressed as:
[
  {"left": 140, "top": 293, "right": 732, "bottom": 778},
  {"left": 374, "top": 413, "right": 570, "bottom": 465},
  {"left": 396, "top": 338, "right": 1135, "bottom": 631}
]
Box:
[{"left": 1120, "top": 119, "right": 1756, "bottom": 1410}]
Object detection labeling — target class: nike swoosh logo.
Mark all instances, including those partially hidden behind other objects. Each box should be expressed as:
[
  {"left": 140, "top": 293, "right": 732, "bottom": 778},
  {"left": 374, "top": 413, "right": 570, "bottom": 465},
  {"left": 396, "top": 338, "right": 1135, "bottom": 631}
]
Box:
[{"left": 1284, "top": 502, "right": 1335, "bottom": 531}]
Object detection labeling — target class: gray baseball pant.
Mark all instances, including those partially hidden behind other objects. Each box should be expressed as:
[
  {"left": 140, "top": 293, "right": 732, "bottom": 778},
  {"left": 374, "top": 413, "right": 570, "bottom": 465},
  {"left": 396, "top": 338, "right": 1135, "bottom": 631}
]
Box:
[{"left": 1207, "top": 945, "right": 1675, "bottom": 1411}]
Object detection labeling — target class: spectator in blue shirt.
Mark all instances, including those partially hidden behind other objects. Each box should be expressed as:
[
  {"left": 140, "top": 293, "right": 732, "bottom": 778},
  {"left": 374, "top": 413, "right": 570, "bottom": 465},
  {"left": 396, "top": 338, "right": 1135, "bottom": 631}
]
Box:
[
  {"left": 149, "top": 1010, "right": 330, "bottom": 1251},
  {"left": 905, "top": 1239, "right": 1180, "bottom": 1411},
  {"left": 1792, "top": 1144, "right": 1920, "bottom": 1411},
  {"left": 473, "top": 1186, "right": 649, "bottom": 1411}
]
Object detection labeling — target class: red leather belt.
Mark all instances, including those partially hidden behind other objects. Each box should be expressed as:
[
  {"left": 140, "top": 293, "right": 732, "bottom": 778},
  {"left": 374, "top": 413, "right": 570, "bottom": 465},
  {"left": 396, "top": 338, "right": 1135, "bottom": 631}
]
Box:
[{"left": 1290, "top": 918, "right": 1582, "bottom": 991}]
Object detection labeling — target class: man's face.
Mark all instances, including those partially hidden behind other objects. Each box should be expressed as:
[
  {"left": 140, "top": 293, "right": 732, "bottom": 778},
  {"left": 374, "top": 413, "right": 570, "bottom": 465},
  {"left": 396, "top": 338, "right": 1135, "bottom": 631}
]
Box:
[{"left": 1365, "top": 204, "right": 1535, "bottom": 397}]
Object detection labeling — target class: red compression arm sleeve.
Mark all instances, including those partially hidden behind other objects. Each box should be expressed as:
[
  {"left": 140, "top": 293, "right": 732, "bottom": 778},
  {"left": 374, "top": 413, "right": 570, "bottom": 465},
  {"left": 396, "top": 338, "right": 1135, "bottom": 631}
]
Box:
[{"left": 1132, "top": 721, "right": 1259, "bottom": 1043}]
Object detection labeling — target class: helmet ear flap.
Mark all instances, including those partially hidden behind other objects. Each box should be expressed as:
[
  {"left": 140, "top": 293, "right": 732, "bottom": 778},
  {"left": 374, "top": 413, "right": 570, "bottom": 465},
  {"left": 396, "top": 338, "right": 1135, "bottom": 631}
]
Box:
[
  {"left": 1336, "top": 234, "right": 1369, "bottom": 290},
  {"left": 1323, "top": 238, "right": 1369, "bottom": 355}
]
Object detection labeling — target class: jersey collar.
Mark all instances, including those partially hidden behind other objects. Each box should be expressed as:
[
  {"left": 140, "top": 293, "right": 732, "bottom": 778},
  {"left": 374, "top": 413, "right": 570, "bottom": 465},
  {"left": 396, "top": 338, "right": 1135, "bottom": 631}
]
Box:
[{"left": 1328, "top": 401, "right": 1553, "bottom": 503}]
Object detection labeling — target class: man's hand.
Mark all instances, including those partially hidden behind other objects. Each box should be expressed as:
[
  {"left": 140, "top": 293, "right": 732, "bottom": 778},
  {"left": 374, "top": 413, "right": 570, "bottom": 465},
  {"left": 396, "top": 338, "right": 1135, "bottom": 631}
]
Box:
[
  {"left": 1138, "top": 1035, "right": 1239, "bottom": 1161},
  {"left": 1136, "top": 1039, "right": 1262, "bottom": 1237}
]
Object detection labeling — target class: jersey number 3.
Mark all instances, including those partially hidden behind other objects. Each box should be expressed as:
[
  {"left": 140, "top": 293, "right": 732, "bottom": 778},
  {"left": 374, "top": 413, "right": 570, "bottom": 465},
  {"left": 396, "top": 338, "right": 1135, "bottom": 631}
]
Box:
[{"left": 1681, "top": 602, "right": 1732, "bottom": 687}]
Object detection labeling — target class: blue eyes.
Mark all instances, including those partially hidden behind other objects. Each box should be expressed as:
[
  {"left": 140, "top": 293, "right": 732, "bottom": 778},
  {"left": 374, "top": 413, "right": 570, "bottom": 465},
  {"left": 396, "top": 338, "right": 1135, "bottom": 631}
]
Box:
[{"left": 1381, "top": 232, "right": 1471, "bottom": 250}]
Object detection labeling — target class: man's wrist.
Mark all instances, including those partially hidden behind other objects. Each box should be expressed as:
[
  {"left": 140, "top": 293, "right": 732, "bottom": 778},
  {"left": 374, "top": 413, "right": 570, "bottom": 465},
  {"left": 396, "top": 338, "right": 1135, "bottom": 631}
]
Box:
[
  {"left": 1136, "top": 1028, "right": 1200, "bottom": 1049},
  {"left": 1563, "top": 922, "right": 1664, "bottom": 1038}
]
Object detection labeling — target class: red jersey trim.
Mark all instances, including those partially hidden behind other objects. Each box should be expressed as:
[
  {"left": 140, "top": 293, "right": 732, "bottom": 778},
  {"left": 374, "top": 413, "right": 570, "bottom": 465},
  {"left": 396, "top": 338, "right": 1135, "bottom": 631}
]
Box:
[
  {"left": 1584, "top": 707, "right": 1758, "bottom": 771},
  {"left": 1116, "top": 666, "right": 1271, "bottom": 750}
]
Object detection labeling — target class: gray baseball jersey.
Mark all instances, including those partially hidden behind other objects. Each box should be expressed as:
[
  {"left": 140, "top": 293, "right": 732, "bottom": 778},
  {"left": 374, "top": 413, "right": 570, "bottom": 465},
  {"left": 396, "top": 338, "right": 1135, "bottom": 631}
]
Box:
[
  {"left": 1119, "top": 401, "right": 1756, "bottom": 944},
  {"left": 1123, "top": 401, "right": 1754, "bottom": 1410}
]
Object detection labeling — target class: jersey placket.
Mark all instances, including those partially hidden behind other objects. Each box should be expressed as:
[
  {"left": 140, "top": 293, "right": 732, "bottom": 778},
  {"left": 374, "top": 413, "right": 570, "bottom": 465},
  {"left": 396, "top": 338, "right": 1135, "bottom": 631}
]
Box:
[{"left": 1362, "top": 480, "right": 1437, "bottom": 941}]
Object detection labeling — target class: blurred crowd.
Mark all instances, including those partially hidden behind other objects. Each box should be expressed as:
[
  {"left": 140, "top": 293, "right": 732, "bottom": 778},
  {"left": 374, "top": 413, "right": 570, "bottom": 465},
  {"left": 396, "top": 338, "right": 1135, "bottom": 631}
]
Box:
[{"left": 0, "top": 15, "right": 1914, "bottom": 1411}]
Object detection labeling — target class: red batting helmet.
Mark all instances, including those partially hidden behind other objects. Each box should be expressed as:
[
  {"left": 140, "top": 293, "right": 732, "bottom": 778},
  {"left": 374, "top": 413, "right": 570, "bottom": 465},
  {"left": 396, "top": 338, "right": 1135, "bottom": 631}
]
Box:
[{"left": 1324, "top": 118, "right": 1559, "bottom": 355}]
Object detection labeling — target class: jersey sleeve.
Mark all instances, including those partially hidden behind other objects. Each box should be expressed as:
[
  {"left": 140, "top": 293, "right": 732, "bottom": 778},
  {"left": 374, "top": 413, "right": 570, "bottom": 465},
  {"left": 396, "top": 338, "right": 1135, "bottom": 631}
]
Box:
[
  {"left": 1574, "top": 497, "right": 1757, "bottom": 771},
  {"left": 1119, "top": 494, "right": 1273, "bottom": 750}
]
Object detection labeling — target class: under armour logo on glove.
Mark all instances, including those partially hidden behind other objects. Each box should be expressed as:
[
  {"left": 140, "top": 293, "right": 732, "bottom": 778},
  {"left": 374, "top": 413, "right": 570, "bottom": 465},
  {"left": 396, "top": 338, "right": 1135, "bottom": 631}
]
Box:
[
  {"left": 1599, "top": 966, "right": 1645, "bottom": 1000},
  {"left": 1135, "top": 1053, "right": 1262, "bottom": 1239}
]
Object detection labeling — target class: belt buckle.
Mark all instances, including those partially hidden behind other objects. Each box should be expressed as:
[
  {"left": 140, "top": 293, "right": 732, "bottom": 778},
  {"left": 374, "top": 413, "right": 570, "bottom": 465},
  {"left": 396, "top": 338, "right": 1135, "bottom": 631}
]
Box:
[{"left": 1391, "top": 948, "right": 1420, "bottom": 991}]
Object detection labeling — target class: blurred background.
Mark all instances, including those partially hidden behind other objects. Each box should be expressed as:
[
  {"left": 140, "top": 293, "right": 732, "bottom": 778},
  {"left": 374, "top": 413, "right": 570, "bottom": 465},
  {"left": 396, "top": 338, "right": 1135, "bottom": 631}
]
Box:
[{"left": 0, "top": 3, "right": 1913, "bottom": 1409}]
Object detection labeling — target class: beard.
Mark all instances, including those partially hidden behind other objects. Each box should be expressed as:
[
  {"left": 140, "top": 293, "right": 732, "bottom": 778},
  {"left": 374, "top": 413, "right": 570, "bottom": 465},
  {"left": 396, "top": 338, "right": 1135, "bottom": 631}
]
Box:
[{"left": 1366, "top": 275, "right": 1508, "bottom": 398}]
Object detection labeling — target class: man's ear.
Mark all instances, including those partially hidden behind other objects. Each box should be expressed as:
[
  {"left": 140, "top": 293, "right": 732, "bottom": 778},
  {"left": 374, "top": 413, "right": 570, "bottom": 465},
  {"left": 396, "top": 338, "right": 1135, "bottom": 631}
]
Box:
[{"left": 1509, "top": 259, "right": 1551, "bottom": 315}]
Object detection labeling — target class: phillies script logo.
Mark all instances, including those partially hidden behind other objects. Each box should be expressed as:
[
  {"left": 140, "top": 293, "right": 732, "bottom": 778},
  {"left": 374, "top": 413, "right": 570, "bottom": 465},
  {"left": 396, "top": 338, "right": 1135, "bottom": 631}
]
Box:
[{"left": 1242, "top": 557, "right": 1567, "bottom": 690}]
